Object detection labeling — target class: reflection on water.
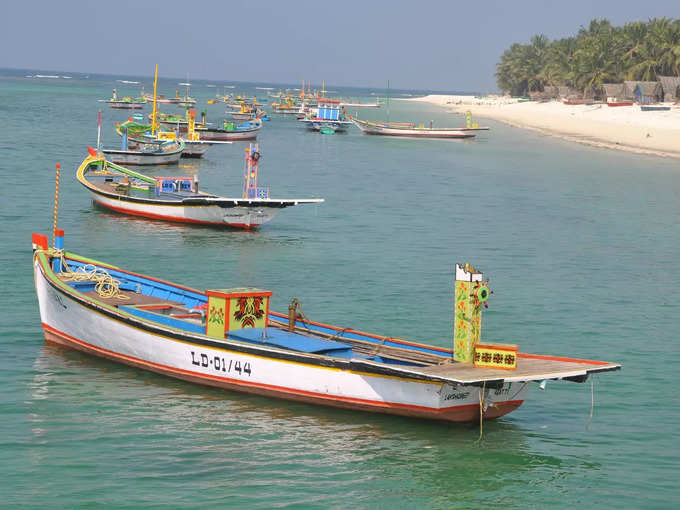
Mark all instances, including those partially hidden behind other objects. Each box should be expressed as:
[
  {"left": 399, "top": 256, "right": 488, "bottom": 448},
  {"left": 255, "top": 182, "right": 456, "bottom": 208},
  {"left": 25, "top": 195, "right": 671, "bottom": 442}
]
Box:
[{"left": 18, "top": 344, "right": 603, "bottom": 507}]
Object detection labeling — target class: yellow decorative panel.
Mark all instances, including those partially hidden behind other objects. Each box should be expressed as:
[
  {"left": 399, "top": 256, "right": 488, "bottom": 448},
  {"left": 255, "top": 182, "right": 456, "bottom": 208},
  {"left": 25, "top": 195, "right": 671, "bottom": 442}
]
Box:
[
  {"left": 473, "top": 344, "right": 518, "bottom": 370},
  {"left": 228, "top": 295, "right": 269, "bottom": 332},
  {"left": 206, "top": 295, "right": 227, "bottom": 338}
]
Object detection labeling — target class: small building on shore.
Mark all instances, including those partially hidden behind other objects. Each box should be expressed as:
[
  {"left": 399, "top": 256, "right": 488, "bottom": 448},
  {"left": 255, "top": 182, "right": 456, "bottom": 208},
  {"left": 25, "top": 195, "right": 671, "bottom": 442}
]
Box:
[
  {"left": 622, "top": 81, "right": 643, "bottom": 101},
  {"left": 603, "top": 83, "right": 624, "bottom": 101},
  {"left": 658, "top": 76, "right": 680, "bottom": 102},
  {"left": 634, "top": 82, "right": 664, "bottom": 104}
]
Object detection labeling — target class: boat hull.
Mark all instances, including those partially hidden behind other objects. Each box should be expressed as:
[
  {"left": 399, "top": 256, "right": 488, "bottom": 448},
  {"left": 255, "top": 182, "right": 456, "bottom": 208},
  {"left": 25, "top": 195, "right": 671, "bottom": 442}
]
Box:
[
  {"left": 354, "top": 123, "right": 475, "bottom": 138},
  {"left": 197, "top": 128, "right": 260, "bottom": 141},
  {"left": 88, "top": 191, "right": 281, "bottom": 229},
  {"left": 101, "top": 148, "right": 183, "bottom": 165},
  {"left": 110, "top": 103, "right": 144, "bottom": 109},
  {"left": 181, "top": 141, "right": 211, "bottom": 158},
  {"left": 34, "top": 258, "right": 528, "bottom": 423},
  {"left": 301, "top": 119, "right": 352, "bottom": 132}
]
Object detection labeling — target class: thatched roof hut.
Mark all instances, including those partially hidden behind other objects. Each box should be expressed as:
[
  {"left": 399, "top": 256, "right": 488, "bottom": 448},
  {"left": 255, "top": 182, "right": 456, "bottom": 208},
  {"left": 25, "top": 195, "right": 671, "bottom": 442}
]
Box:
[
  {"left": 603, "top": 83, "right": 624, "bottom": 100},
  {"left": 557, "top": 86, "right": 576, "bottom": 99},
  {"left": 634, "top": 82, "right": 663, "bottom": 104},
  {"left": 529, "top": 86, "right": 561, "bottom": 101},
  {"left": 658, "top": 76, "right": 680, "bottom": 102},
  {"left": 622, "top": 81, "right": 643, "bottom": 100}
]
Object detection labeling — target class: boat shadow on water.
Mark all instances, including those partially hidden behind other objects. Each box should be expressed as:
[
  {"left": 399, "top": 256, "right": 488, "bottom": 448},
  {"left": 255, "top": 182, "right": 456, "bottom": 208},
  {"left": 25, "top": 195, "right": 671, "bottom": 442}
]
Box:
[{"left": 81, "top": 204, "right": 316, "bottom": 248}]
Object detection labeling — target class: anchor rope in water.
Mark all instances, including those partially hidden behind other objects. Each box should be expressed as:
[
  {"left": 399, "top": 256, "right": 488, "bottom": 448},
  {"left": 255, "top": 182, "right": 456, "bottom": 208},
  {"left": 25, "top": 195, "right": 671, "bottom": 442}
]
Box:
[
  {"left": 586, "top": 376, "right": 596, "bottom": 430},
  {"left": 477, "top": 380, "right": 486, "bottom": 442},
  {"left": 36, "top": 248, "right": 129, "bottom": 301}
]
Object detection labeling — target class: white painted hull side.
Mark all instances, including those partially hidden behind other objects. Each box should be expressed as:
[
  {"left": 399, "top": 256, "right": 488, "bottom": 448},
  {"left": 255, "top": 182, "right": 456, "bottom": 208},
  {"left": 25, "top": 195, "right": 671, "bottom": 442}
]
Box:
[
  {"left": 181, "top": 141, "right": 211, "bottom": 158},
  {"left": 34, "top": 259, "right": 529, "bottom": 422},
  {"left": 302, "top": 119, "right": 352, "bottom": 132},
  {"left": 89, "top": 191, "right": 281, "bottom": 229},
  {"left": 197, "top": 129, "right": 259, "bottom": 141},
  {"left": 352, "top": 120, "right": 476, "bottom": 138},
  {"left": 101, "top": 150, "right": 183, "bottom": 165}
]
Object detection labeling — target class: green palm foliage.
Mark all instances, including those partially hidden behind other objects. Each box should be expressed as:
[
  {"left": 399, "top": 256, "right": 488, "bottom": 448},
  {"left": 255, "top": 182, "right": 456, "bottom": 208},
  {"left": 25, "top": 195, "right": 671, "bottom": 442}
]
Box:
[{"left": 496, "top": 18, "right": 680, "bottom": 96}]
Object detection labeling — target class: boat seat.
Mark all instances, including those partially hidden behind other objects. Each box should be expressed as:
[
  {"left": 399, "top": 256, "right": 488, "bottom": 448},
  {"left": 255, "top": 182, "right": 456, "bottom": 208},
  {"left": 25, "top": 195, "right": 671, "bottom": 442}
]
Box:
[{"left": 227, "top": 327, "right": 354, "bottom": 355}]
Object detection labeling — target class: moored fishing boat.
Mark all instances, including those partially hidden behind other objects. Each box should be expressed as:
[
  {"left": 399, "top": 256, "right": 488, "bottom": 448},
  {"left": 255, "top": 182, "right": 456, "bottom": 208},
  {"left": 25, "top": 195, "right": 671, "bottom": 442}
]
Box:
[
  {"left": 350, "top": 117, "right": 477, "bottom": 139},
  {"left": 116, "top": 116, "right": 212, "bottom": 159},
  {"left": 300, "top": 100, "right": 353, "bottom": 132},
  {"left": 102, "top": 138, "right": 185, "bottom": 165},
  {"left": 123, "top": 68, "right": 211, "bottom": 158},
  {"left": 31, "top": 232, "right": 620, "bottom": 424},
  {"left": 77, "top": 144, "right": 323, "bottom": 229},
  {"left": 340, "top": 100, "right": 381, "bottom": 108},
  {"left": 198, "top": 118, "right": 263, "bottom": 141},
  {"left": 101, "top": 89, "right": 147, "bottom": 109}
]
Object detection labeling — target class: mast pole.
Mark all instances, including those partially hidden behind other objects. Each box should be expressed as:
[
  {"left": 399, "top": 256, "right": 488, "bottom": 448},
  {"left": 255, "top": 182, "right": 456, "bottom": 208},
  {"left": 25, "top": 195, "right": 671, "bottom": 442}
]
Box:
[
  {"left": 387, "top": 80, "right": 390, "bottom": 122},
  {"left": 96, "top": 109, "right": 102, "bottom": 151},
  {"left": 52, "top": 163, "right": 60, "bottom": 246},
  {"left": 151, "top": 64, "right": 159, "bottom": 135}
]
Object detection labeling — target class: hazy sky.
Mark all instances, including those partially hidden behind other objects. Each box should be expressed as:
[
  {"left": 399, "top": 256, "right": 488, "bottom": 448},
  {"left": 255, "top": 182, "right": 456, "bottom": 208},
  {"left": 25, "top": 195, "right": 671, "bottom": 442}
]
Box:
[{"left": 1, "top": 0, "right": 678, "bottom": 92}]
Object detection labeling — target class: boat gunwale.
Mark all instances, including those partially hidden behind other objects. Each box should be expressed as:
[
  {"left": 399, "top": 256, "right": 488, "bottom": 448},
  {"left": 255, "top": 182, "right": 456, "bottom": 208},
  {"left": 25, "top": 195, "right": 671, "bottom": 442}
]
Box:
[
  {"left": 77, "top": 155, "right": 322, "bottom": 208},
  {"left": 36, "top": 249, "right": 619, "bottom": 384}
]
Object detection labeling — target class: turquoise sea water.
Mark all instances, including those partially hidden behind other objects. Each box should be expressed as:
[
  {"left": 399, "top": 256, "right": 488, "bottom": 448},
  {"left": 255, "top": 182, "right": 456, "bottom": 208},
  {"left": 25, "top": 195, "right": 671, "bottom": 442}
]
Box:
[{"left": 1, "top": 70, "right": 678, "bottom": 509}]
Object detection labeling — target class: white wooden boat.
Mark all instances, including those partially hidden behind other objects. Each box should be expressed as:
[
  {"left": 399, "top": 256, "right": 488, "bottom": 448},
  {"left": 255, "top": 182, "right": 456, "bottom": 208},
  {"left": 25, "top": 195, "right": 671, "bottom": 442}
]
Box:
[
  {"left": 350, "top": 117, "right": 477, "bottom": 138},
  {"left": 340, "top": 101, "right": 381, "bottom": 108},
  {"left": 31, "top": 236, "right": 620, "bottom": 424},
  {"left": 231, "top": 112, "right": 255, "bottom": 121},
  {"left": 77, "top": 145, "right": 323, "bottom": 229},
  {"left": 102, "top": 139, "right": 184, "bottom": 165},
  {"left": 197, "top": 119, "right": 262, "bottom": 141}
]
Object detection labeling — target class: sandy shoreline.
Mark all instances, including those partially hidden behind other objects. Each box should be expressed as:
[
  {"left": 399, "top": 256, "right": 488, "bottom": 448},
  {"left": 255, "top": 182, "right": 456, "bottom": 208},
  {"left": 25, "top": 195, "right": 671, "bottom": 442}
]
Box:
[{"left": 406, "top": 95, "right": 680, "bottom": 159}]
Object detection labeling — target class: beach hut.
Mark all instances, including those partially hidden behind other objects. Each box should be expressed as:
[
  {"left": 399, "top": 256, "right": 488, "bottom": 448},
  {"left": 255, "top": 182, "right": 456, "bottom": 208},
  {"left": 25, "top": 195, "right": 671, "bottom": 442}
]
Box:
[
  {"left": 530, "top": 86, "right": 559, "bottom": 101},
  {"left": 557, "top": 86, "right": 575, "bottom": 99},
  {"left": 622, "top": 81, "right": 643, "bottom": 101},
  {"left": 658, "top": 76, "right": 680, "bottom": 102},
  {"left": 603, "top": 83, "right": 624, "bottom": 102},
  {"left": 634, "top": 82, "right": 663, "bottom": 104}
]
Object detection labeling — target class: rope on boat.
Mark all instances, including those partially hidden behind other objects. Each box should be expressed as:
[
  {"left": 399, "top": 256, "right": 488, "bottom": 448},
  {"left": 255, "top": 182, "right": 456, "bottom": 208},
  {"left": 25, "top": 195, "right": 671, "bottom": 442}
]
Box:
[
  {"left": 37, "top": 248, "right": 129, "bottom": 300},
  {"left": 478, "top": 380, "right": 486, "bottom": 442}
]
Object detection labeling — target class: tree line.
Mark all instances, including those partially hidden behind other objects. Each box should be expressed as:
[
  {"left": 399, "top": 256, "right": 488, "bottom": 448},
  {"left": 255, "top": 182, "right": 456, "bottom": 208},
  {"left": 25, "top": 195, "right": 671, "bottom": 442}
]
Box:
[{"left": 495, "top": 18, "right": 680, "bottom": 96}]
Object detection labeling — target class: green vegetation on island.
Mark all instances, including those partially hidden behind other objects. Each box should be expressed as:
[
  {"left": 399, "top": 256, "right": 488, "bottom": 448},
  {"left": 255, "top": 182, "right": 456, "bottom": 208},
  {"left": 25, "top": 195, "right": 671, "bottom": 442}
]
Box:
[{"left": 495, "top": 18, "right": 680, "bottom": 97}]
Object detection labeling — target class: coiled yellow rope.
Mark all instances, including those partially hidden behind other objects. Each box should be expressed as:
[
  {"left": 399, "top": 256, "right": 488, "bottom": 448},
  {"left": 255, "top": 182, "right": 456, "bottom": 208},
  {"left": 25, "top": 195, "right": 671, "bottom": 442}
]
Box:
[{"left": 38, "top": 249, "right": 129, "bottom": 300}]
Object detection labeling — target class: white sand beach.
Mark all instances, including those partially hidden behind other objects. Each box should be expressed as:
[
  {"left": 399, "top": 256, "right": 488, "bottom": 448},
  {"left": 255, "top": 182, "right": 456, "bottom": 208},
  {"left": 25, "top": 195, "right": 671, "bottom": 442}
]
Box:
[{"left": 407, "top": 95, "right": 680, "bottom": 159}]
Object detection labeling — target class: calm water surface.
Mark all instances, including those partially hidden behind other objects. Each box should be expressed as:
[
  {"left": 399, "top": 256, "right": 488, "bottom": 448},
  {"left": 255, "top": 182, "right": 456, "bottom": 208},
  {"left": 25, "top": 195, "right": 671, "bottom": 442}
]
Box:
[{"left": 0, "top": 71, "right": 678, "bottom": 508}]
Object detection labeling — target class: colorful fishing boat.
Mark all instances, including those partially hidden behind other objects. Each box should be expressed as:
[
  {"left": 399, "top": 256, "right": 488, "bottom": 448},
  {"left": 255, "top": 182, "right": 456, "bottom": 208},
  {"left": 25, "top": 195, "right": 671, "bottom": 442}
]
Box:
[
  {"left": 197, "top": 118, "right": 263, "bottom": 141},
  {"left": 101, "top": 89, "right": 147, "bottom": 109},
  {"left": 116, "top": 116, "right": 211, "bottom": 159},
  {"left": 31, "top": 231, "right": 620, "bottom": 424},
  {"left": 142, "top": 91, "right": 182, "bottom": 104},
  {"left": 350, "top": 117, "right": 477, "bottom": 139},
  {"left": 102, "top": 137, "right": 184, "bottom": 165},
  {"left": 117, "top": 68, "right": 211, "bottom": 158},
  {"left": 607, "top": 101, "right": 633, "bottom": 107},
  {"left": 300, "top": 100, "right": 353, "bottom": 132},
  {"left": 77, "top": 144, "right": 323, "bottom": 229},
  {"left": 271, "top": 96, "right": 300, "bottom": 114}
]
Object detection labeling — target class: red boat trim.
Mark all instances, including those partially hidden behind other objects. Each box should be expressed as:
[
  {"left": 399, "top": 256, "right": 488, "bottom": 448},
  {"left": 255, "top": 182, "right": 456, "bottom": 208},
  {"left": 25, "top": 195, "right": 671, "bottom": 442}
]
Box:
[
  {"left": 42, "top": 323, "right": 523, "bottom": 415},
  {"left": 94, "top": 199, "right": 256, "bottom": 229},
  {"left": 516, "top": 352, "right": 612, "bottom": 366}
]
